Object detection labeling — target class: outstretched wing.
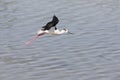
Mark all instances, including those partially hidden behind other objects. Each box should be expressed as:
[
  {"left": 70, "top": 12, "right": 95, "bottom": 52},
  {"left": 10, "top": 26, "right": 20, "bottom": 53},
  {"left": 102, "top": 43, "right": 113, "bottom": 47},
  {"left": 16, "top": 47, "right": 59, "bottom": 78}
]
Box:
[
  {"left": 42, "top": 15, "right": 59, "bottom": 30},
  {"left": 51, "top": 15, "right": 59, "bottom": 26}
]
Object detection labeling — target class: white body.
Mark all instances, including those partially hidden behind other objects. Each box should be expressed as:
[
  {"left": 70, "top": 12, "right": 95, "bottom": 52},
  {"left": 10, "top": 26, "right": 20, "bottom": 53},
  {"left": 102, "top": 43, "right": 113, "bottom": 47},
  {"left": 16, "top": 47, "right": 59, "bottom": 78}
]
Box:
[{"left": 37, "top": 29, "right": 68, "bottom": 35}]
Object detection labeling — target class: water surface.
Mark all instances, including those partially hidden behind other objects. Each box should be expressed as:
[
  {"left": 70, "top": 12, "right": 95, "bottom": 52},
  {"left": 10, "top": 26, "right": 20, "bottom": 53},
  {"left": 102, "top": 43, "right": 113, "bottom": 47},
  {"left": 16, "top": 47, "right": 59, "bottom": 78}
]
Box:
[{"left": 0, "top": 0, "right": 120, "bottom": 80}]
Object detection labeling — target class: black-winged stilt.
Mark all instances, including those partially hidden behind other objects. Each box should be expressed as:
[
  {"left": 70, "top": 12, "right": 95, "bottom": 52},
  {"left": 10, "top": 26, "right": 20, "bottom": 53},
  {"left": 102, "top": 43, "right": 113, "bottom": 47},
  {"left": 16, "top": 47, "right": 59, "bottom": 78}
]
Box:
[{"left": 25, "top": 15, "right": 72, "bottom": 45}]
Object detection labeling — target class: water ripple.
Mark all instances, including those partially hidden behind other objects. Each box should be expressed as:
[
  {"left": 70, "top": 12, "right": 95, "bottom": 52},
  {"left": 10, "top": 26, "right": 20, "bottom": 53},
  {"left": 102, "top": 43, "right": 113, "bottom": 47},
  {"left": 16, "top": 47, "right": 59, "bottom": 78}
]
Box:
[{"left": 1, "top": 0, "right": 120, "bottom": 80}]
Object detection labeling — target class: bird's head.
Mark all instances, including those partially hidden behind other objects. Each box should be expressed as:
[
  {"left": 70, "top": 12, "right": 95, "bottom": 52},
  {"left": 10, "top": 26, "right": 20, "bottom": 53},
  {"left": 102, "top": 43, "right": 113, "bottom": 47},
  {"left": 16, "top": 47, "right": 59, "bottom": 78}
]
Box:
[
  {"left": 63, "top": 28, "right": 68, "bottom": 33},
  {"left": 63, "top": 28, "right": 73, "bottom": 34}
]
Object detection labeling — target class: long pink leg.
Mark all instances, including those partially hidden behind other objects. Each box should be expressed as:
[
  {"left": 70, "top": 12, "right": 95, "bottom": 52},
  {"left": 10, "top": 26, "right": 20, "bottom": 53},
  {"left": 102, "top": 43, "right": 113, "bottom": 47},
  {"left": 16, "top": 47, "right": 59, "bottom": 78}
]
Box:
[{"left": 25, "top": 33, "right": 45, "bottom": 45}]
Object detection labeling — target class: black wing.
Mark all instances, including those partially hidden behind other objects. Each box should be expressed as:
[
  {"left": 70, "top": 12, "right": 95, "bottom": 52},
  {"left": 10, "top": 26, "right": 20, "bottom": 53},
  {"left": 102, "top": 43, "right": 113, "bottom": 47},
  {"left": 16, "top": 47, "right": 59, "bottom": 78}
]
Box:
[{"left": 42, "top": 15, "right": 59, "bottom": 30}]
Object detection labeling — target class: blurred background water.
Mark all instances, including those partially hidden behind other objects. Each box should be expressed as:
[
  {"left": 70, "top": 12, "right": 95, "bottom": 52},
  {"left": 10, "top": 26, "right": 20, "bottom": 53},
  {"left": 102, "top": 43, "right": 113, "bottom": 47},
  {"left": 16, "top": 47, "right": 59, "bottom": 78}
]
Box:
[{"left": 0, "top": 0, "right": 120, "bottom": 80}]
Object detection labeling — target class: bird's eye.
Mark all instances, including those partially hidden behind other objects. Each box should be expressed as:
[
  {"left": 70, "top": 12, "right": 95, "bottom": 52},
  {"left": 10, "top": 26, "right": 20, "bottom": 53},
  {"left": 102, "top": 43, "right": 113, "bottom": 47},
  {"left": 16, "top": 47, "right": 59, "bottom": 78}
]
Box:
[{"left": 63, "top": 28, "right": 66, "bottom": 31}]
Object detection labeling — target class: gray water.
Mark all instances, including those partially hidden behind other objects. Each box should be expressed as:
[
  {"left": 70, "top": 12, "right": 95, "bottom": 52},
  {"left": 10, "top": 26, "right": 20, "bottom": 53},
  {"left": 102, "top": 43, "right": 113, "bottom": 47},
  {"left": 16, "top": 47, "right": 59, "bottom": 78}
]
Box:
[{"left": 0, "top": 0, "right": 120, "bottom": 80}]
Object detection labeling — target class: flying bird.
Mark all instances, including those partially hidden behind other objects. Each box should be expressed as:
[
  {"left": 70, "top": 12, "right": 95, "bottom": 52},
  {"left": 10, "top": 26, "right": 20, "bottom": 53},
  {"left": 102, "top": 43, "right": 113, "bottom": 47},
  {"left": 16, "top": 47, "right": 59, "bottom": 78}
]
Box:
[{"left": 25, "top": 15, "right": 72, "bottom": 45}]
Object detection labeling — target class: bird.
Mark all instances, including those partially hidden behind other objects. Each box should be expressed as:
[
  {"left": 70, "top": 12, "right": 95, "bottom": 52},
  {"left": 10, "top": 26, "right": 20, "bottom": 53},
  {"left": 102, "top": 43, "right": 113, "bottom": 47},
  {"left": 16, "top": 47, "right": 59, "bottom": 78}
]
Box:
[
  {"left": 25, "top": 15, "right": 72, "bottom": 45},
  {"left": 37, "top": 15, "right": 71, "bottom": 35}
]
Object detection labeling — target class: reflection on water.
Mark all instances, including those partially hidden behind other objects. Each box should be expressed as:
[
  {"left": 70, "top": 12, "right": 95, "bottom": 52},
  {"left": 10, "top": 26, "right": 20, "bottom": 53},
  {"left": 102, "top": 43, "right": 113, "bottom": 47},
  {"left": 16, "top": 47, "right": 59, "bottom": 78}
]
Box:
[{"left": 0, "top": 0, "right": 120, "bottom": 80}]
